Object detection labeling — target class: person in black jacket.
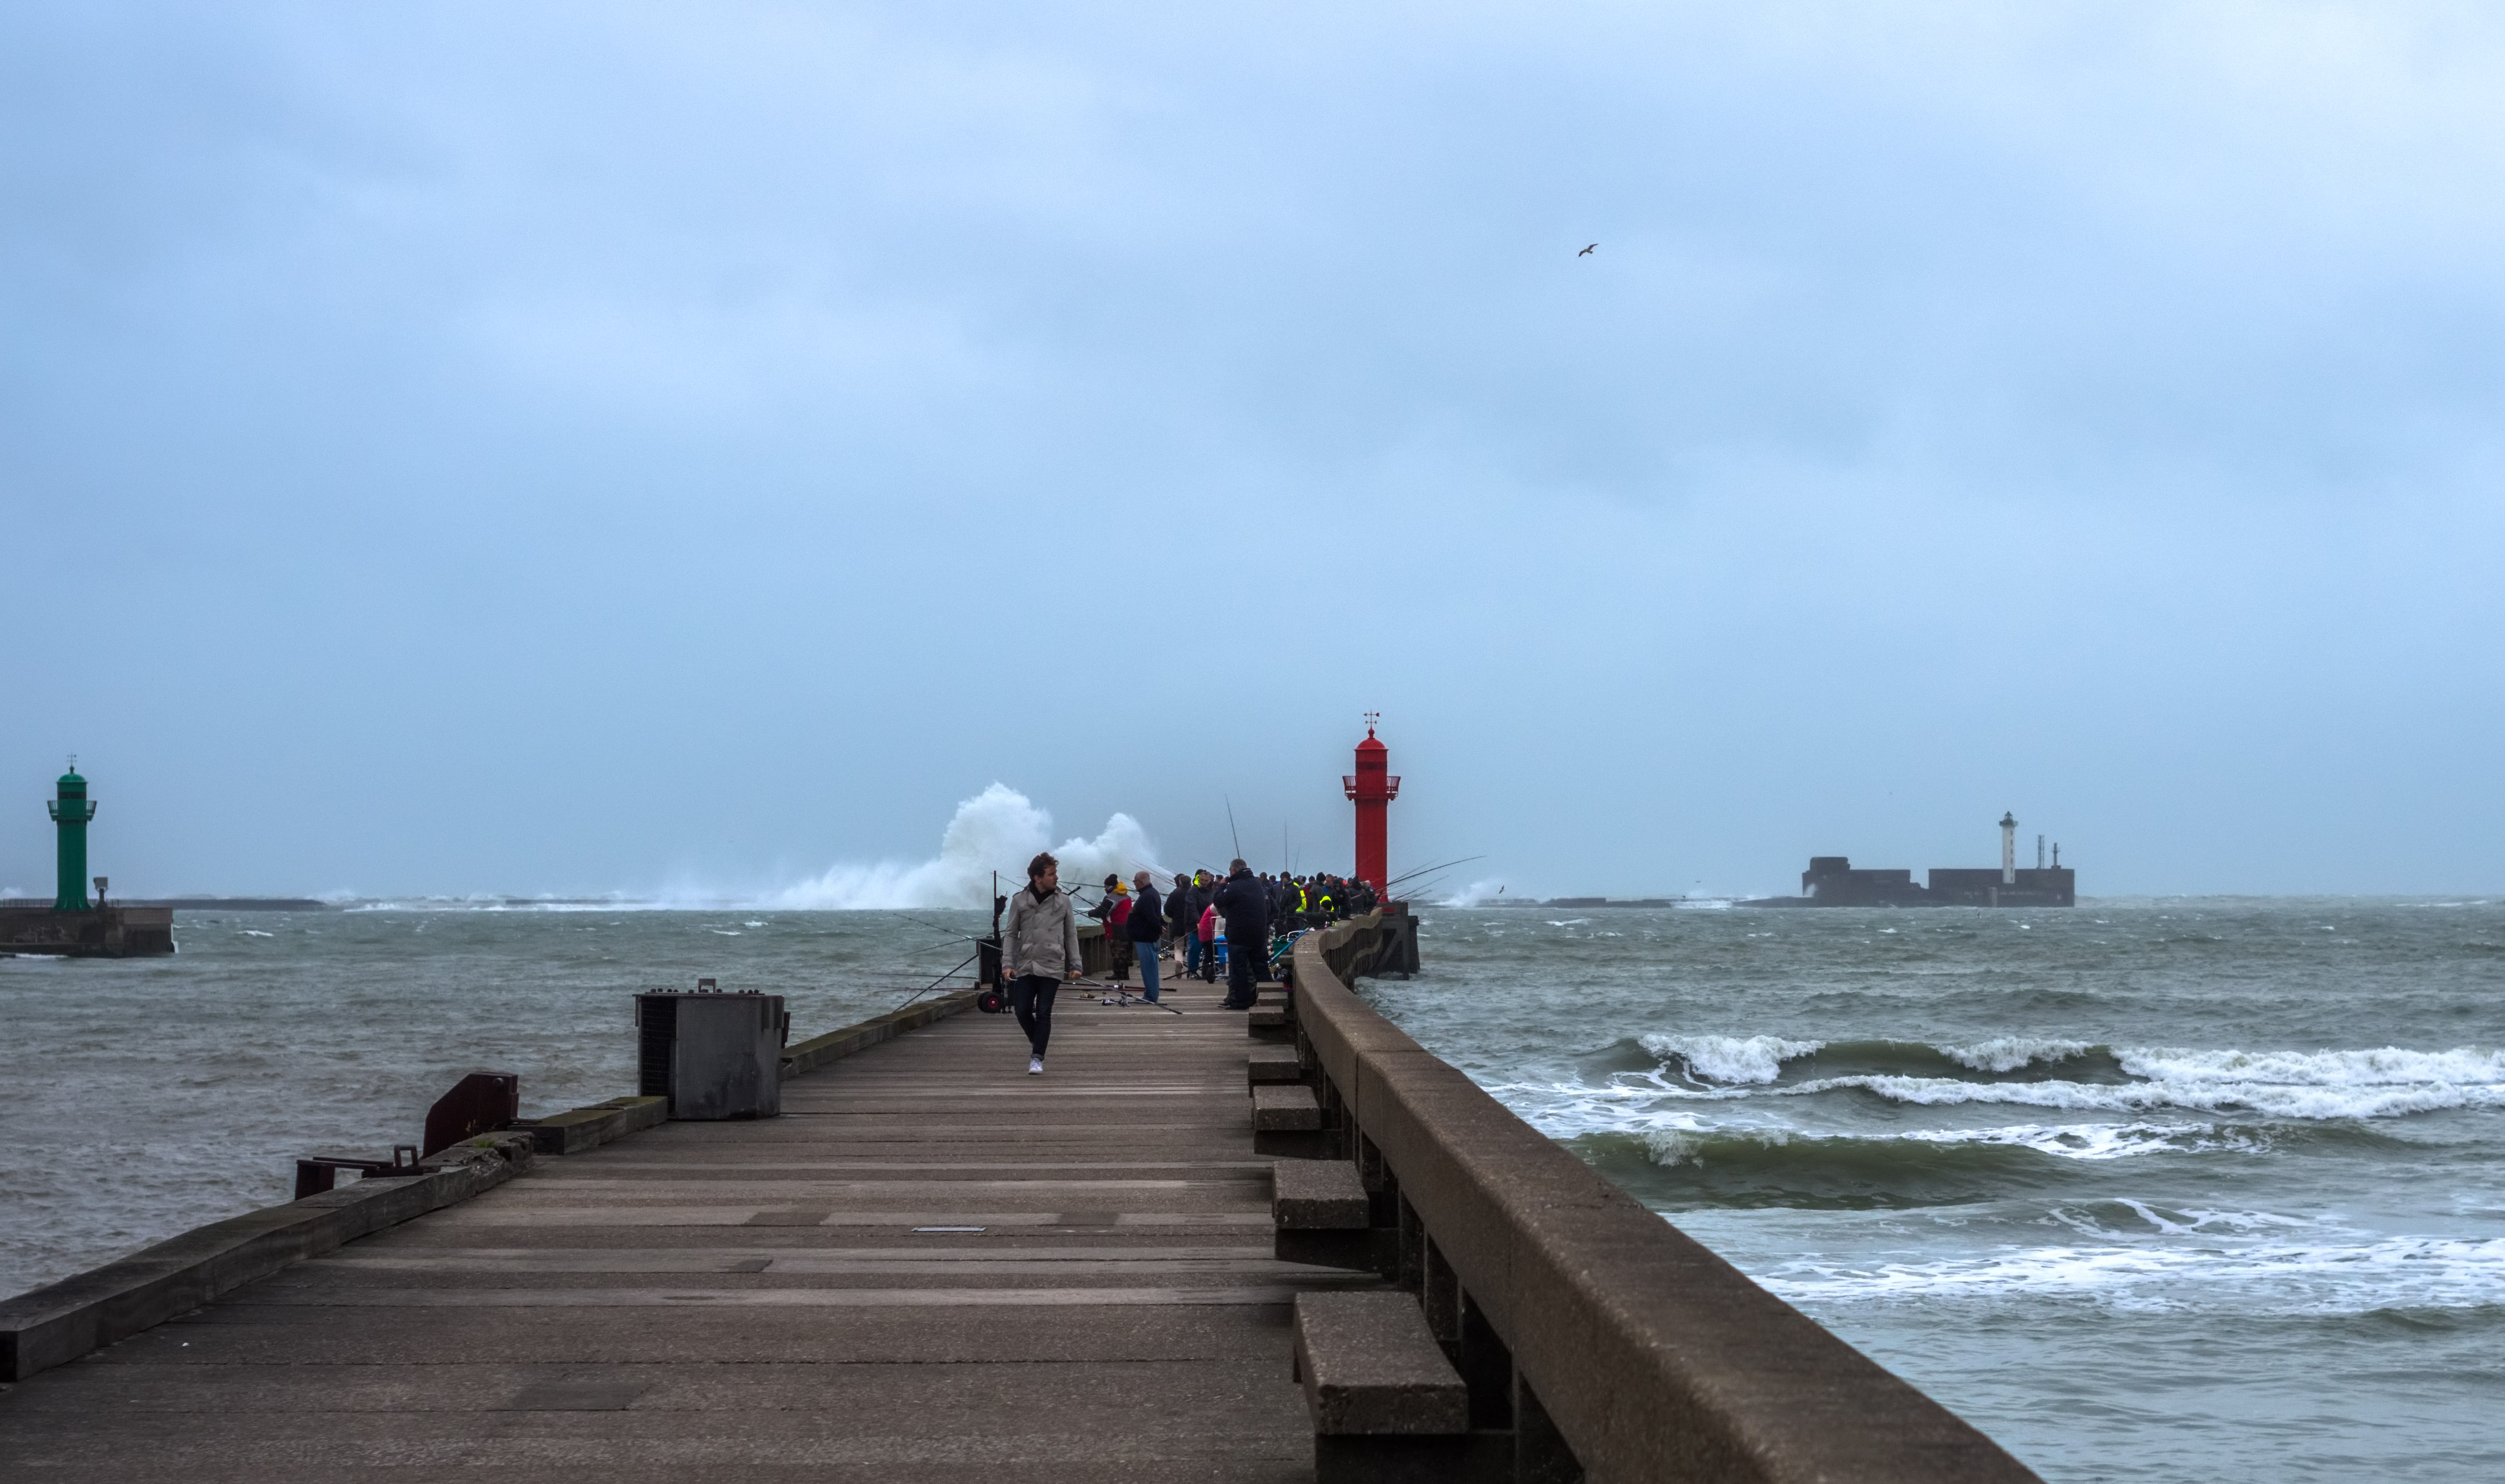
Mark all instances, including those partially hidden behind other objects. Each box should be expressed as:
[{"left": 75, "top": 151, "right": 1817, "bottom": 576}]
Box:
[
  {"left": 1212, "top": 859, "right": 1272, "bottom": 1010},
  {"left": 1172, "top": 877, "right": 1202, "bottom": 977},
  {"left": 1126, "top": 870, "right": 1166, "bottom": 1003}
]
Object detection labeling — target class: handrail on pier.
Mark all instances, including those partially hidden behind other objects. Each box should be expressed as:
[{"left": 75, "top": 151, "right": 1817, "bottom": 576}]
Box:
[{"left": 1288, "top": 931, "right": 2041, "bottom": 1483}]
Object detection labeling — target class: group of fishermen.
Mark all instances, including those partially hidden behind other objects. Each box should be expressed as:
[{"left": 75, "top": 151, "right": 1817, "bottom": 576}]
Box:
[
  {"left": 1094, "top": 865, "right": 1378, "bottom": 989},
  {"left": 997, "top": 850, "right": 1383, "bottom": 1075},
  {"left": 1111, "top": 868, "right": 1376, "bottom": 945}
]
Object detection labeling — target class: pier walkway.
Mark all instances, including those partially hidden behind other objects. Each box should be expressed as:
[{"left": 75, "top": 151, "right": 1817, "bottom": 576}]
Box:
[{"left": 0, "top": 974, "right": 1375, "bottom": 1482}]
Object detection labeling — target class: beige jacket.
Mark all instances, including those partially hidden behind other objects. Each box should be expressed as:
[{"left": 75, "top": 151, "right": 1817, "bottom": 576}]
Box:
[{"left": 1002, "top": 883, "right": 1081, "bottom": 979}]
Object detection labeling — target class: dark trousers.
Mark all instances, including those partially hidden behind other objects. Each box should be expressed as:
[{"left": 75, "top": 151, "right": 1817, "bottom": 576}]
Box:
[
  {"left": 1225, "top": 928, "right": 1264, "bottom": 1006},
  {"left": 1010, "top": 976, "right": 1059, "bottom": 1056}
]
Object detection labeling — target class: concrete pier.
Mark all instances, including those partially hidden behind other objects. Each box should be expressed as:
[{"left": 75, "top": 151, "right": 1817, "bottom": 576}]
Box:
[
  {"left": 2, "top": 916, "right": 2040, "bottom": 1481},
  {"left": 0, "top": 973, "right": 1381, "bottom": 1481}
]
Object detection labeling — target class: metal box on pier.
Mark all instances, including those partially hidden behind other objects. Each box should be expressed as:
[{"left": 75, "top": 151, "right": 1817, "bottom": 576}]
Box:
[{"left": 635, "top": 985, "right": 789, "bottom": 1120}]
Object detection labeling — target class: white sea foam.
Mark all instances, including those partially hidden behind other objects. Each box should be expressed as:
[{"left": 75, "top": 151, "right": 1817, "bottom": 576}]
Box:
[
  {"left": 1641, "top": 1033, "right": 1825, "bottom": 1085},
  {"left": 1757, "top": 1231, "right": 2505, "bottom": 1315},
  {"left": 765, "top": 783, "right": 1163, "bottom": 910},
  {"left": 1902, "top": 1122, "right": 2264, "bottom": 1159},
  {"left": 1937, "top": 1036, "right": 2094, "bottom": 1072},
  {"left": 2113, "top": 1045, "right": 2505, "bottom": 1086},
  {"left": 1440, "top": 879, "right": 1507, "bottom": 907},
  {"left": 1785, "top": 1073, "right": 2505, "bottom": 1120},
  {"left": 1605, "top": 1036, "right": 2505, "bottom": 1114},
  {"left": 1637, "top": 1121, "right": 2250, "bottom": 1168},
  {"left": 1642, "top": 1128, "right": 1734, "bottom": 1165},
  {"left": 1501, "top": 1036, "right": 2505, "bottom": 1138}
]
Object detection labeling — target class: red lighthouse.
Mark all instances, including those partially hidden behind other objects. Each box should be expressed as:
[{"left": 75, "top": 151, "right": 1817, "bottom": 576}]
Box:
[{"left": 1342, "top": 713, "right": 1401, "bottom": 897}]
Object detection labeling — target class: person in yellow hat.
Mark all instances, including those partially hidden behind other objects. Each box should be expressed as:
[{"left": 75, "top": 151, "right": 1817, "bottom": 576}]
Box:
[{"left": 1105, "top": 876, "right": 1134, "bottom": 982}]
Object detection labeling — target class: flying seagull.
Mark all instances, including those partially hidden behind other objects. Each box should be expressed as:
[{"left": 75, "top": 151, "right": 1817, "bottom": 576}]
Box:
[{"left": 1578, "top": 243, "right": 1597, "bottom": 256}]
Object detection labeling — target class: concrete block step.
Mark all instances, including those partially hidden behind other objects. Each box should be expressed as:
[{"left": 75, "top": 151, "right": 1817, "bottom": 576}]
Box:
[
  {"left": 1292, "top": 1291, "right": 1469, "bottom": 1436},
  {"left": 1252, "top": 1083, "right": 1322, "bottom": 1132},
  {"left": 1248, "top": 1045, "right": 1304, "bottom": 1089},
  {"left": 1272, "top": 1159, "right": 1370, "bottom": 1229}
]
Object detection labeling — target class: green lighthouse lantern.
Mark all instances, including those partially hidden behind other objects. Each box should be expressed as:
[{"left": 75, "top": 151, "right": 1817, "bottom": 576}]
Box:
[{"left": 47, "top": 759, "right": 96, "bottom": 911}]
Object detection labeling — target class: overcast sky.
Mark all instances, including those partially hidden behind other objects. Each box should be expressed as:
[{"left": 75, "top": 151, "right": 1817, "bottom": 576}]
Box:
[{"left": 6, "top": 2, "right": 2504, "bottom": 901}]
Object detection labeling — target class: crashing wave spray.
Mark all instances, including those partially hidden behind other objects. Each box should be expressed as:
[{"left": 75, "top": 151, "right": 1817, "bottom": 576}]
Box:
[{"left": 767, "top": 783, "right": 1164, "bottom": 910}]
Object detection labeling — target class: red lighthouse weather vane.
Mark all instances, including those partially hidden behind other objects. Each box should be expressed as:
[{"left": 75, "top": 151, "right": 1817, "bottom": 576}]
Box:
[{"left": 1343, "top": 712, "right": 1401, "bottom": 897}]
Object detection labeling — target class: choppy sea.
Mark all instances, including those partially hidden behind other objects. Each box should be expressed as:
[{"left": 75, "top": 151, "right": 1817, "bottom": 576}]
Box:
[{"left": 7, "top": 898, "right": 2502, "bottom": 1480}]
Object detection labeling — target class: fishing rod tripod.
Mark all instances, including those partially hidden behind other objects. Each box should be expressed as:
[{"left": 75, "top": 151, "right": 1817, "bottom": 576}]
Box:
[{"left": 1079, "top": 978, "right": 1185, "bottom": 1014}]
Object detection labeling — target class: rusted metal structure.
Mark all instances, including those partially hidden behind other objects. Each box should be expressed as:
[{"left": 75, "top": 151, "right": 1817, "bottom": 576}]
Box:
[{"left": 292, "top": 1071, "right": 522, "bottom": 1198}]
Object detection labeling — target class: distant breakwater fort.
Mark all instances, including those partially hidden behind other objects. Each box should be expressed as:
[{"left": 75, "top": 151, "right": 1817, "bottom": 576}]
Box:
[
  {"left": 1, "top": 727, "right": 2041, "bottom": 1482},
  {"left": 1741, "top": 813, "right": 2078, "bottom": 909}
]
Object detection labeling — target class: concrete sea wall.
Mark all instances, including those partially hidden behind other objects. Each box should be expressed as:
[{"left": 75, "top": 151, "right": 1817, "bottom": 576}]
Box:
[{"left": 1288, "top": 923, "right": 2040, "bottom": 1483}]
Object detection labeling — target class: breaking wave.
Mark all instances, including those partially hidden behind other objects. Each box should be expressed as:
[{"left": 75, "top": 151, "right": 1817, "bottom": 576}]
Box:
[
  {"left": 1758, "top": 1228, "right": 2505, "bottom": 1315},
  {"left": 1500, "top": 1039, "right": 2505, "bottom": 1140},
  {"left": 1564, "top": 1122, "right": 2299, "bottom": 1209},
  {"left": 1785, "top": 1072, "right": 2505, "bottom": 1120},
  {"left": 1641, "top": 1034, "right": 1827, "bottom": 1085},
  {"left": 1635, "top": 1033, "right": 2103, "bottom": 1085},
  {"left": 768, "top": 783, "right": 1164, "bottom": 910}
]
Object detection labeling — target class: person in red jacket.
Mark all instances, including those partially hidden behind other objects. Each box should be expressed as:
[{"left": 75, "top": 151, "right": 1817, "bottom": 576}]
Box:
[
  {"left": 1196, "top": 899, "right": 1218, "bottom": 982},
  {"left": 1106, "top": 877, "right": 1134, "bottom": 982}
]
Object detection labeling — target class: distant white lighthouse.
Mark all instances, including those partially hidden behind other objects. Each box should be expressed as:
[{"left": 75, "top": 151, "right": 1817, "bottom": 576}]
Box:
[{"left": 2000, "top": 812, "right": 2018, "bottom": 885}]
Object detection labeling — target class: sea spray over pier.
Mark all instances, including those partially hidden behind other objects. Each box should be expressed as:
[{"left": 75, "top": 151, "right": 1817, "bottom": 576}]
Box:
[
  {"left": 763, "top": 783, "right": 1161, "bottom": 910},
  {"left": 297, "top": 785, "right": 1170, "bottom": 913}
]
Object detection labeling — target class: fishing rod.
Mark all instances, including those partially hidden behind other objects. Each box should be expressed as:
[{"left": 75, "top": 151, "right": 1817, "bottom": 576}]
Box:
[
  {"left": 1225, "top": 796, "right": 1242, "bottom": 861},
  {"left": 891, "top": 951, "right": 981, "bottom": 1011},
  {"left": 895, "top": 912, "right": 990, "bottom": 942},
  {"left": 1384, "top": 854, "right": 1485, "bottom": 886},
  {"left": 1383, "top": 854, "right": 1487, "bottom": 890},
  {"left": 898, "top": 933, "right": 986, "bottom": 956}
]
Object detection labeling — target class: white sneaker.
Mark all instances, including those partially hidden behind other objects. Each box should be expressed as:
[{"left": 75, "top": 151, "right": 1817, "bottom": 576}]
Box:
[{"left": 1028, "top": 1055, "right": 1044, "bottom": 1075}]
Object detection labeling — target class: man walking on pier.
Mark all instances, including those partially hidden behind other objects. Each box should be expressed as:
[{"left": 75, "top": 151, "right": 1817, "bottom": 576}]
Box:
[
  {"left": 1003, "top": 852, "right": 1081, "bottom": 1074},
  {"left": 1213, "top": 858, "right": 1272, "bottom": 1010}
]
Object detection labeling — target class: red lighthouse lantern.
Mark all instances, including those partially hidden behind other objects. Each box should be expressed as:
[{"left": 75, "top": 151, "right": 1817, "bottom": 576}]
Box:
[{"left": 1342, "top": 713, "right": 1401, "bottom": 898}]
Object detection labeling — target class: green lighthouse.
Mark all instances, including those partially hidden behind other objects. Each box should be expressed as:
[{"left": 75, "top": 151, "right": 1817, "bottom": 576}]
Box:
[{"left": 47, "top": 760, "right": 95, "bottom": 911}]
